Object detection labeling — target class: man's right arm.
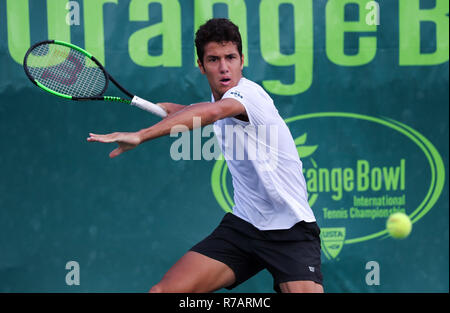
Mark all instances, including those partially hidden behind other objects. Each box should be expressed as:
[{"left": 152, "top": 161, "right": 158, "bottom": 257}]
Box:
[{"left": 88, "top": 98, "right": 245, "bottom": 158}]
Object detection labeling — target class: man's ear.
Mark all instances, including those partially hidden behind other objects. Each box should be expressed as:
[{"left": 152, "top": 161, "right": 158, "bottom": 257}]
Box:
[
  {"left": 240, "top": 54, "right": 244, "bottom": 71},
  {"left": 197, "top": 59, "right": 206, "bottom": 74}
]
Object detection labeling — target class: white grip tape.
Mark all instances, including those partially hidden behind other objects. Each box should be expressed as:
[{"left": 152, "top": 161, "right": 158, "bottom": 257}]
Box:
[{"left": 131, "top": 96, "right": 167, "bottom": 118}]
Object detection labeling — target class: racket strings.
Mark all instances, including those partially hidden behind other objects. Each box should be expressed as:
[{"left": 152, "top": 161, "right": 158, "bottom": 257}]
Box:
[{"left": 26, "top": 43, "right": 106, "bottom": 98}]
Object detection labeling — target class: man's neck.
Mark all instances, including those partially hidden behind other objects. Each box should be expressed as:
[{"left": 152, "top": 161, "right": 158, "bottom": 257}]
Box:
[{"left": 212, "top": 76, "right": 243, "bottom": 102}]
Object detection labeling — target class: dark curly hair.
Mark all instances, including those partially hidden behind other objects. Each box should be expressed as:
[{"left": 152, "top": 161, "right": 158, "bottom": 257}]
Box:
[{"left": 195, "top": 18, "right": 243, "bottom": 65}]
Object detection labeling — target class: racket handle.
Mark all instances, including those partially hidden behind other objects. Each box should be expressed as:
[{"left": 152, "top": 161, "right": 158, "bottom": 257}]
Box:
[{"left": 131, "top": 96, "right": 167, "bottom": 118}]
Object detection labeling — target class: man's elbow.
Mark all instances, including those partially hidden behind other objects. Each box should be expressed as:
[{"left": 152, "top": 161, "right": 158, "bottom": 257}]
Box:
[{"left": 207, "top": 105, "right": 226, "bottom": 123}]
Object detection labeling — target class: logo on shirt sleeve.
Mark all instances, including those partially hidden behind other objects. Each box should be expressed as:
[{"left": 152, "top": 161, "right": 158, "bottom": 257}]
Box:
[{"left": 230, "top": 90, "right": 243, "bottom": 99}]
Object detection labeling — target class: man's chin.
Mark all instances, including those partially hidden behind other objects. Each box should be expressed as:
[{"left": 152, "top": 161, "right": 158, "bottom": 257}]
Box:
[
  {"left": 220, "top": 82, "right": 237, "bottom": 92},
  {"left": 212, "top": 83, "right": 237, "bottom": 100}
]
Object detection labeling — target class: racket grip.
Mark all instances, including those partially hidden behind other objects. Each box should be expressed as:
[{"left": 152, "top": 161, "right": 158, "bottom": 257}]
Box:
[{"left": 131, "top": 96, "right": 167, "bottom": 118}]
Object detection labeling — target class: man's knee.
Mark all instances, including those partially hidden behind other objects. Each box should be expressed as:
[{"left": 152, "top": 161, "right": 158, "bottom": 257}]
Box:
[
  {"left": 149, "top": 281, "right": 189, "bottom": 293},
  {"left": 149, "top": 284, "right": 164, "bottom": 293},
  {"left": 279, "top": 280, "right": 324, "bottom": 293}
]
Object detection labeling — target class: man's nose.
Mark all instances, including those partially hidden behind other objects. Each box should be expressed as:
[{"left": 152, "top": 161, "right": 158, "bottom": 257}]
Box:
[{"left": 219, "top": 58, "right": 228, "bottom": 73}]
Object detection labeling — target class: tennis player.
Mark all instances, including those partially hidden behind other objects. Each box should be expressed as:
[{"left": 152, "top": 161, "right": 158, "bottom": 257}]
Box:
[{"left": 88, "top": 18, "right": 323, "bottom": 293}]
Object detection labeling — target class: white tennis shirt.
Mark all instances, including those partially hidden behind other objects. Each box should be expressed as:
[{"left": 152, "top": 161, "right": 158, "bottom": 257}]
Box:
[{"left": 213, "top": 77, "right": 316, "bottom": 230}]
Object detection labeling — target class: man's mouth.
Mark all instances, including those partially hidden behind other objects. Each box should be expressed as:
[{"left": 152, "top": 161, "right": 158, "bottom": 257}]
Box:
[{"left": 220, "top": 78, "right": 231, "bottom": 86}]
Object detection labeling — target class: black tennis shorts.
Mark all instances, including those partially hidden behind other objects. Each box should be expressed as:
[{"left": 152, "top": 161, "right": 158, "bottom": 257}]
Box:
[{"left": 190, "top": 213, "right": 323, "bottom": 293}]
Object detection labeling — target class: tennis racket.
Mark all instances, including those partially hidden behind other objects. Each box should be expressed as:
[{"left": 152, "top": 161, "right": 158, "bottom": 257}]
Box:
[{"left": 23, "top": 40, "right": 168, "bottom": 118}]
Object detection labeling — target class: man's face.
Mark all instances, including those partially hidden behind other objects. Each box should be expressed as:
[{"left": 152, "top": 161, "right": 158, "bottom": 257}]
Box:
[{"left": 198, "top": 41, "right": 244, "bottom": 101}]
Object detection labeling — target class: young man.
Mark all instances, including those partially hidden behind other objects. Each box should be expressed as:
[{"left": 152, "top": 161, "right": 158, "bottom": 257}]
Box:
[{"left": 88, "top": 18, "right": 323, "bottom": 293}]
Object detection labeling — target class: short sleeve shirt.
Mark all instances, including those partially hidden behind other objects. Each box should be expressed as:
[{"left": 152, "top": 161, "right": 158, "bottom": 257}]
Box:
[{"left": 213, "top": 77, "right": 316, "bottom": 230}]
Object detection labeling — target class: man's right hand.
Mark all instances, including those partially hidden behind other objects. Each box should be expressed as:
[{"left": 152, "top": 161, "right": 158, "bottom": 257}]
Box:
[{"left": 158, "top": 102, "right": 187, "bottom": 116}]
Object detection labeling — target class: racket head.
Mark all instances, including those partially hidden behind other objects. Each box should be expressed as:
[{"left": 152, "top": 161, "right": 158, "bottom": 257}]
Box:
[{"left": 23, "top": 40, "right": 109, "bottom": 100}]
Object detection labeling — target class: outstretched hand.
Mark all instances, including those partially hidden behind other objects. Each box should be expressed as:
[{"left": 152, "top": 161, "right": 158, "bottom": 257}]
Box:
[{"left": 87, "top": 132, "right": 141, "bottom": 158}]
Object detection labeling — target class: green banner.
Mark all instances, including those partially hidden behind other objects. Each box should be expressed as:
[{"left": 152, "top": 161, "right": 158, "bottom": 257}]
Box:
[{"left": 0, "top": 0, "right": 448, "bottom": 292}]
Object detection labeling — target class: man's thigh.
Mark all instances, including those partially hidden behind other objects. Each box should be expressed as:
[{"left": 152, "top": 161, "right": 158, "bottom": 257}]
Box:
[
  {"left": 150, "top": 251, "right": 236, "bottom": 293},
  {"left": 279, "top": 280, "right": 324, "bottom": 293}
]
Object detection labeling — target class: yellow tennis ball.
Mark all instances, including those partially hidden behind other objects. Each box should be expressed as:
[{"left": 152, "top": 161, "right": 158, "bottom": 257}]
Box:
[{"left": 386, "top": 212, "right": 412, "bottom": 239}]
